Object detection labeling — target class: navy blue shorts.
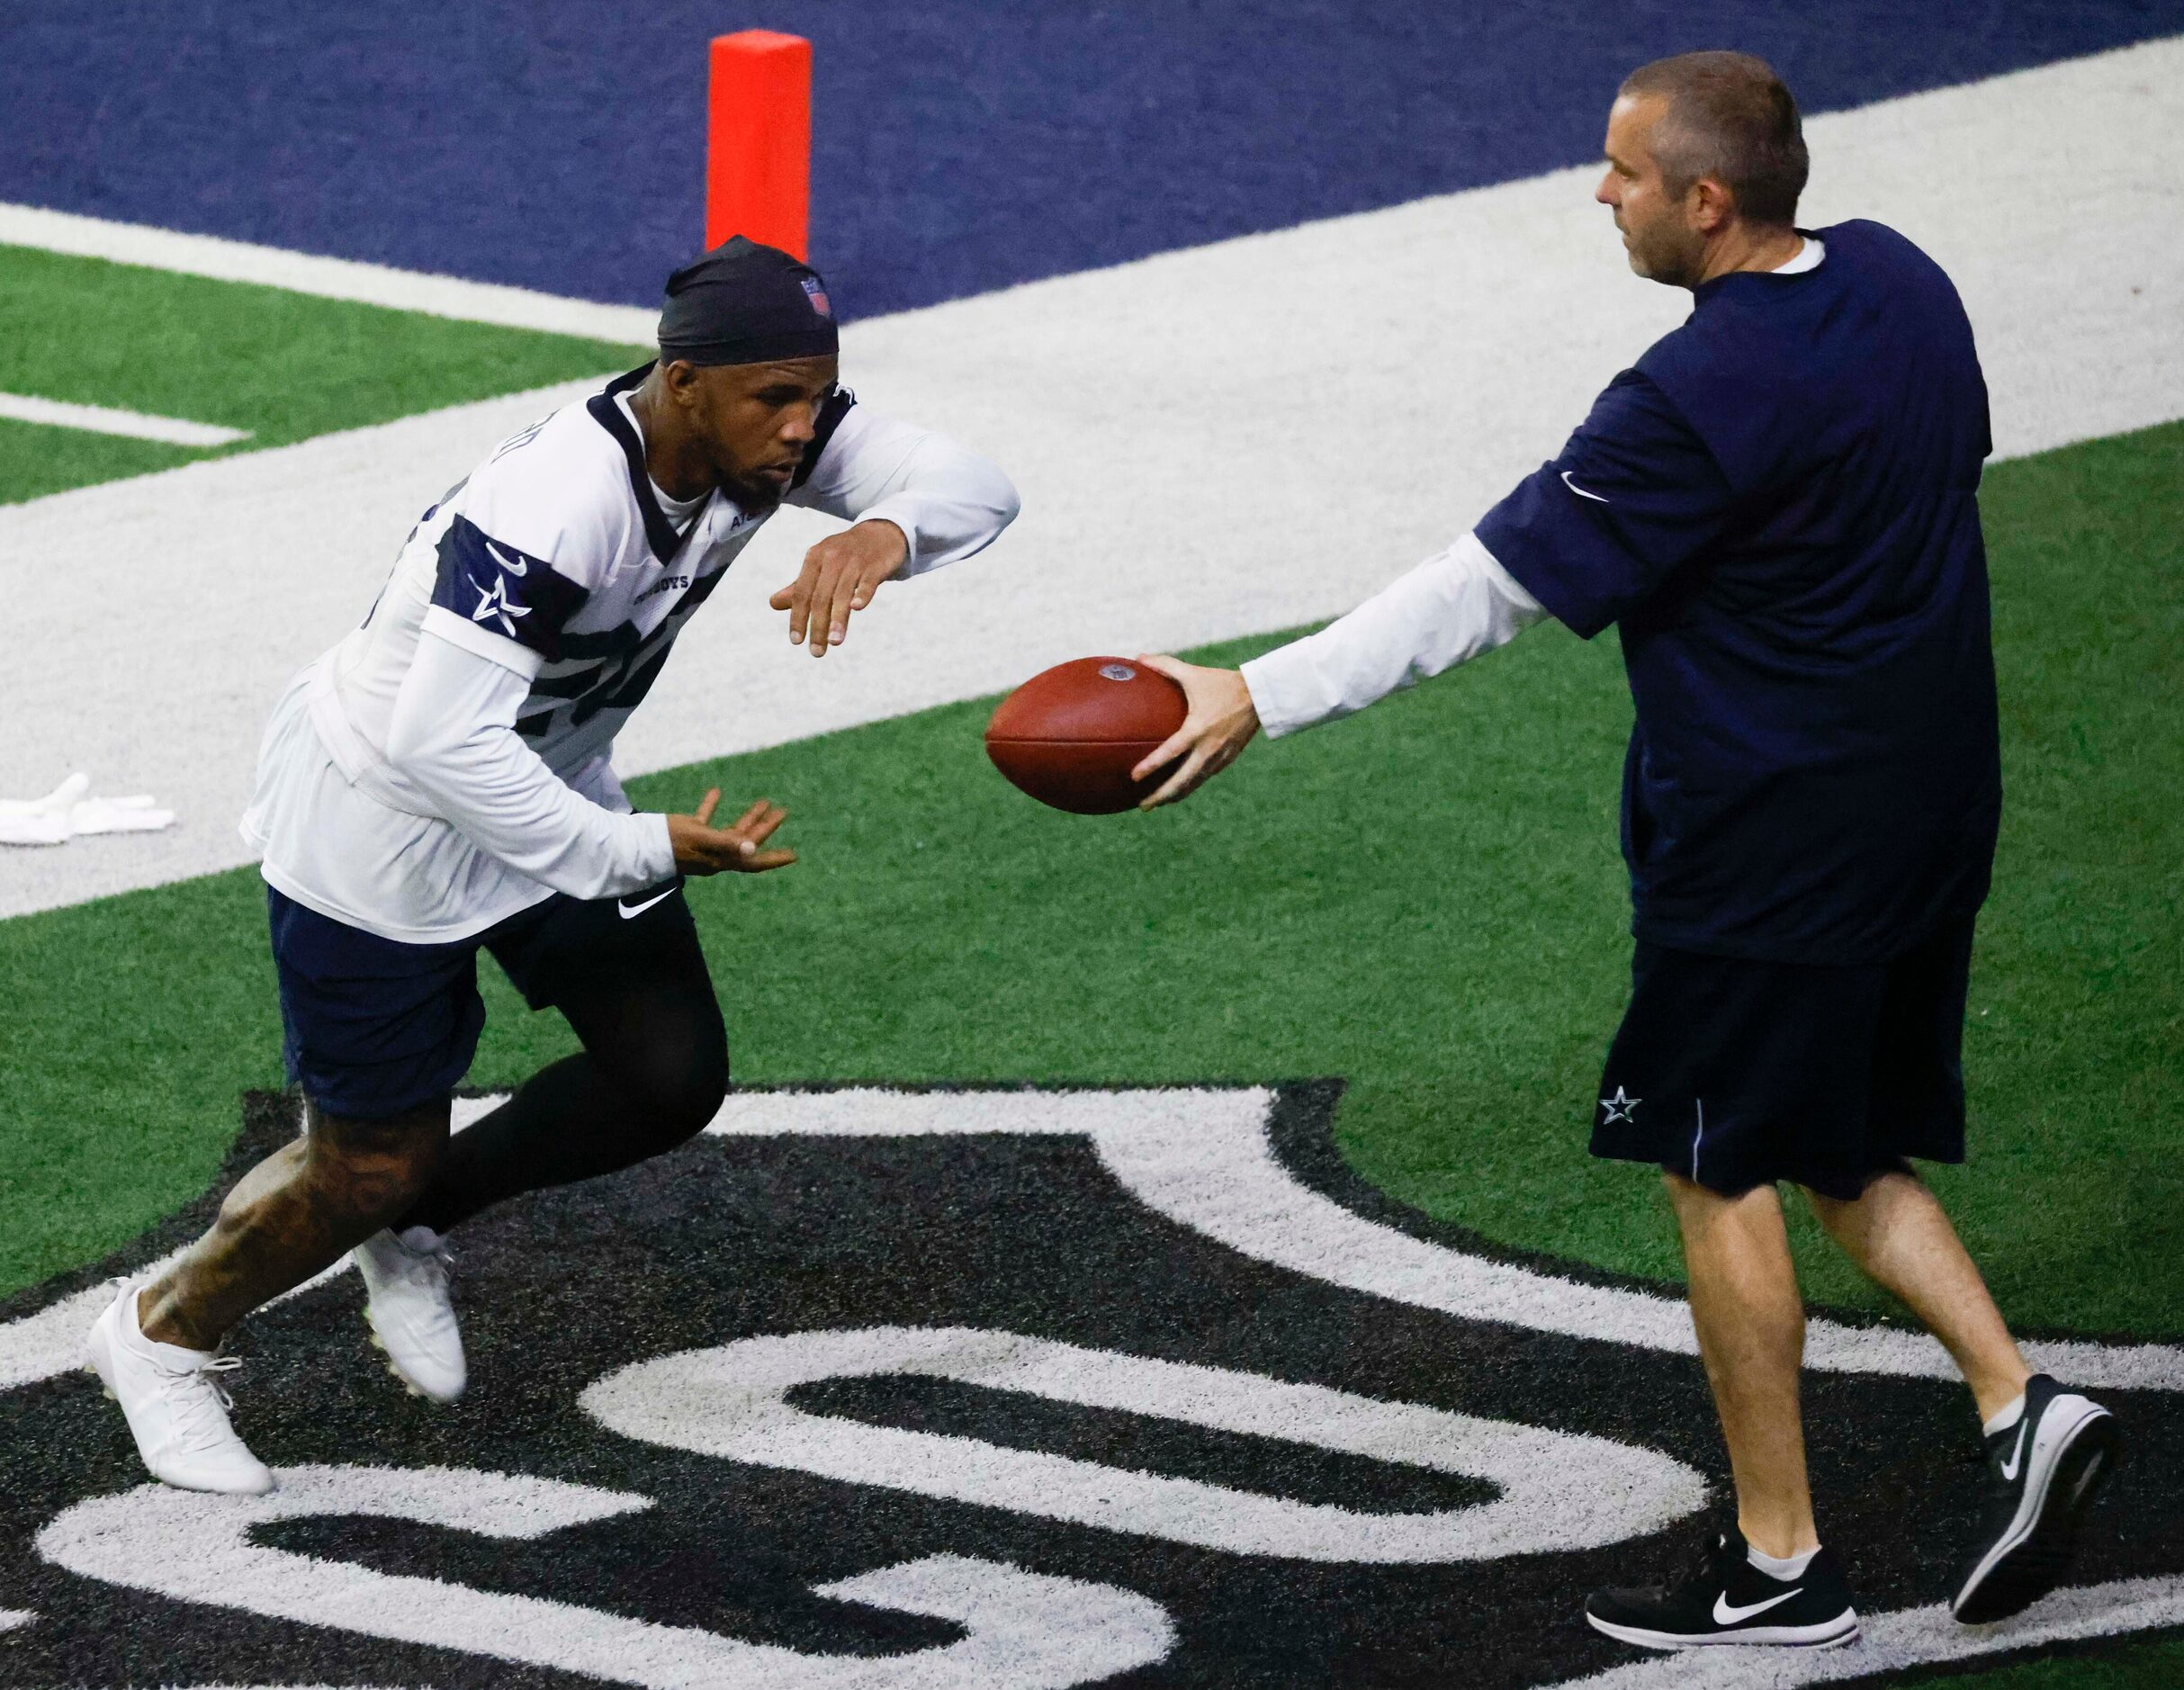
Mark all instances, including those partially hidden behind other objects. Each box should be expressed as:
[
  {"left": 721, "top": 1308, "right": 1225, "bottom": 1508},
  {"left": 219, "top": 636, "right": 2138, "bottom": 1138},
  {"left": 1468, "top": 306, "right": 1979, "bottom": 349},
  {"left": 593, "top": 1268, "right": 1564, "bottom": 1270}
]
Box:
[
  {"left": 1590, "top": 916, "right": 1975, "bottom": 1200},
  {"left": 267, "top": 877, "right": 697, "bottom": 1120}
]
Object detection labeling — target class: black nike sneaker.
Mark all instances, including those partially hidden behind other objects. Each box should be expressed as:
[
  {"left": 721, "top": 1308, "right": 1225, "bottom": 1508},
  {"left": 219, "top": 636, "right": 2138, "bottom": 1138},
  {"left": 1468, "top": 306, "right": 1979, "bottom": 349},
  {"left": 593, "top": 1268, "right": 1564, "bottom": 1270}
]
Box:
[
  {"left": 1953, "top": 1374, "right": 2123, "bottom": 1623},
  {"left": 1586, "top": 1524, "right": 1859, "bottom": 1650}
]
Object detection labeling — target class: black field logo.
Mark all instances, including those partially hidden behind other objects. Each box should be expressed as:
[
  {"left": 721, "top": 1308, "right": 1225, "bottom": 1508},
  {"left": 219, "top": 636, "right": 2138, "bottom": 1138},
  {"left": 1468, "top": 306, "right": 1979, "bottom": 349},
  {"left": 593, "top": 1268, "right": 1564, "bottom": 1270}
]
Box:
[{"left": 0, "top": 1083, "right": 2178, "bottom": 1687}]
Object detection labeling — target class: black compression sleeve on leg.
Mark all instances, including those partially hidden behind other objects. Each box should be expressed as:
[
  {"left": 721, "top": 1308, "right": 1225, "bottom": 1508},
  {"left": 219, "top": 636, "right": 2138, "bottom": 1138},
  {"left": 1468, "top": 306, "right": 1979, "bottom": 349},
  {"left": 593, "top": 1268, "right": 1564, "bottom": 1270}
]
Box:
[{"left": 398, "top": 928, "right": 728, "bottom": 1235}]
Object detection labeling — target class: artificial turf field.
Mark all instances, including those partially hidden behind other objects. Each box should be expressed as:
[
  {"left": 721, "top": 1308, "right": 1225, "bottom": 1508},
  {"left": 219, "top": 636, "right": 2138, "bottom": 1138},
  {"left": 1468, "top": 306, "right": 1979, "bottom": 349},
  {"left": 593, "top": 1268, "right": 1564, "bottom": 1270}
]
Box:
[
  {"left": 4, "top": 418, "right": 2178, "bottom": 1328},
  {"left": 1, "top": 249, "right": 2180, "bottom": 1682}
]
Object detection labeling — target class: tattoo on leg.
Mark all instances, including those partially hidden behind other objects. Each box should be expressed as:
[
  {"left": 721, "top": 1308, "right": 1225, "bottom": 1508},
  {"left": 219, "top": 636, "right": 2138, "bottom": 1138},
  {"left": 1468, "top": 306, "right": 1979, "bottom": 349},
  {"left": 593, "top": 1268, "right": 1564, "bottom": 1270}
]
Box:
[{"left": 139, "top": 1099, "right": 452, "bottom": 1351}]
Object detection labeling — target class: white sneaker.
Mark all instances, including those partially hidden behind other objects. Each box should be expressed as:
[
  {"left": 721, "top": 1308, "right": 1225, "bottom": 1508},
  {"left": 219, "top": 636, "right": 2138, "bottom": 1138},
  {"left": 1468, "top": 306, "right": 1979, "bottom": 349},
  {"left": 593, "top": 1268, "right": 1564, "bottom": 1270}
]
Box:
[
  {"left": 354, "top": 1225, "right": 466, "bottom": 1403},
  {"left": 85, "top": 1281, "right": 274, "bottom": 1496}
]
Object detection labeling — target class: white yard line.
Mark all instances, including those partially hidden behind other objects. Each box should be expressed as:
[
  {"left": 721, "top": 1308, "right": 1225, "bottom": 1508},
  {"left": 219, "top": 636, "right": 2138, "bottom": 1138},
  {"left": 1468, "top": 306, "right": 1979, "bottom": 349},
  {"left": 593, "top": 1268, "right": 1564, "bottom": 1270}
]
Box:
[
  {"left": 0, "top": 391, "right": 249, "bottom": 448},
  {"left": 0, "top": 200, "right": 656, "bottom": 345},
  {"left": 0, "top": 37, "right": 2178, "bottom": 919}
]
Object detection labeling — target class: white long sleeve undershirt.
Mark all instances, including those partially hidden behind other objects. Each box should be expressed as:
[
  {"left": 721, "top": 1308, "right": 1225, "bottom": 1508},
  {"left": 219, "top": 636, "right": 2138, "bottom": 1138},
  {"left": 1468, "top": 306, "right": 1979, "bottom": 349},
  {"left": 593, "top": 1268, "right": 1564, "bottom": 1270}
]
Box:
[
  {"left": 790, "top": 405, "right": 1022, "bottom": 576},
  {"left": 1236, "top": 244, "right": 1820, "bottom": 744},
  {"left": 383, "top": 631, "right": 676, "bottom": 901},
  {"left": 1238, "top": 531, "right": 1547, "bottom": 738}
]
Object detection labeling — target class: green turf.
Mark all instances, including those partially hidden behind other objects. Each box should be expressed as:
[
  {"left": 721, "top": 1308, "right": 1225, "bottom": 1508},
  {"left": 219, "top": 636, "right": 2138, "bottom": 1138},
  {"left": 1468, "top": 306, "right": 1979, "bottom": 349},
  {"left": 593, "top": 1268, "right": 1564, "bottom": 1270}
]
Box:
[
  {"left": 1950, "top": 1638, "right": 2184, "bottom": 1689},
  {"left": 0, "top": 415, "right": 200, "bottom": 502},
  {"left": 0, "top": 244, "right": 646, "bottom": 505}
]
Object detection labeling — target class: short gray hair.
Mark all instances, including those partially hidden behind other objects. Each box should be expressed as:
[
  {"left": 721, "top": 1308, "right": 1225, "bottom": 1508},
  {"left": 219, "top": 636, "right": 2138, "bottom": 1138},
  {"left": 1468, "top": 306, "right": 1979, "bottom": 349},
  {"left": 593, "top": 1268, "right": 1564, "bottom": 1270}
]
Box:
[{"left": 1620, "top": 51, "right": 1808, "bottom": 226}]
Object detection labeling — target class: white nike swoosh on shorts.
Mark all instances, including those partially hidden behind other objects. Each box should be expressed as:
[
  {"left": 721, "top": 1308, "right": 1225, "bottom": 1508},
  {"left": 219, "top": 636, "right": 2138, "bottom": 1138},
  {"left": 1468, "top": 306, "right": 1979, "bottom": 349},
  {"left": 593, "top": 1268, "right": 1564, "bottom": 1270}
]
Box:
[
  {"left": 618, "top": 888, "right": 676, "bottom": 920},
  {"left": 1561, "top": 469, "right": 1610, "bottom": 503},
  {"left": 1713, "top": 1587, "right": 1802, "bottom": 1624}
]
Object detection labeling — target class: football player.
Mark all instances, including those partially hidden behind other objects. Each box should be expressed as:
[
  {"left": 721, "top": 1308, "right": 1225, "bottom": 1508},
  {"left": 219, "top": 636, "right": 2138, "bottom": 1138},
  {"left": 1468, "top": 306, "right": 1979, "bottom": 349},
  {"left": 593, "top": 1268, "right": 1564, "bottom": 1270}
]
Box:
[{"left": 88, "top": 238, "right": 1019, "bottom": 1494}]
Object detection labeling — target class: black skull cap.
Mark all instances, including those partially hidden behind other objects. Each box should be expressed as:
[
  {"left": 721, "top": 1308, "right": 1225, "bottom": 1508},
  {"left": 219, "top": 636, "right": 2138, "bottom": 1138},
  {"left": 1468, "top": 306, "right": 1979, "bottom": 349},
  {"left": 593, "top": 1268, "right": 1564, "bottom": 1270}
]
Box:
[{"left": 657, "top": 236, "right": 838, "bottom": 366}]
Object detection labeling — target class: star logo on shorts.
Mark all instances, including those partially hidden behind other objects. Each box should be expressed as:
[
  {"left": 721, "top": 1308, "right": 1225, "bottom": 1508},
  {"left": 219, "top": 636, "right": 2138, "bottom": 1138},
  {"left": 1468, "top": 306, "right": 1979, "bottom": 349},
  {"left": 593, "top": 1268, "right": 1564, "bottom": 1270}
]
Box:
[{"left": 1599, "top": 1086, "right": 1640, "bottom": 1125}]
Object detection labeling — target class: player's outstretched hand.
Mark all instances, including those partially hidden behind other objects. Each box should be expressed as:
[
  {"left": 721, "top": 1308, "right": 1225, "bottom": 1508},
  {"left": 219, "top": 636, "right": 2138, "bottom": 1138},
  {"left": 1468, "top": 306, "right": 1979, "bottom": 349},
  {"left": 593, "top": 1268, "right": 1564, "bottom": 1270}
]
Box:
[
  {"left": 668, "top": 790, "right": 796, "bottom": 875},
  {"left": 768, "top": 518, "right": 910, "bottom": 658},
  {"left": 1128, "top": 655, "right": 1261, "bottom": 809}
]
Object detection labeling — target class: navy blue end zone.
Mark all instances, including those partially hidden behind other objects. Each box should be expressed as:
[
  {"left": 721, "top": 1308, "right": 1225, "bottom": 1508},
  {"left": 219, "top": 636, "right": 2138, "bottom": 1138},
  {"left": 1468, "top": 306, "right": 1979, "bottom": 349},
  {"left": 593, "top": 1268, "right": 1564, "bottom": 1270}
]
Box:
[{"left": 1, "top": 3, "right": 2177, "bottom": 317}]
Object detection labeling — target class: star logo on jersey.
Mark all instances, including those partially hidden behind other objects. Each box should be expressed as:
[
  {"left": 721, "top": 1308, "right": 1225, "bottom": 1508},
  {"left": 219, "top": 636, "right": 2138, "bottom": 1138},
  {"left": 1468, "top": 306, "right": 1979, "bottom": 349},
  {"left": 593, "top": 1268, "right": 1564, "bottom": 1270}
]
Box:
[
  {"left": 467, "top": 573, "right": 532, "bottom": 638},
  {"left": 1599, "top": 1086, "right": 1640, "bottom": 1125}
]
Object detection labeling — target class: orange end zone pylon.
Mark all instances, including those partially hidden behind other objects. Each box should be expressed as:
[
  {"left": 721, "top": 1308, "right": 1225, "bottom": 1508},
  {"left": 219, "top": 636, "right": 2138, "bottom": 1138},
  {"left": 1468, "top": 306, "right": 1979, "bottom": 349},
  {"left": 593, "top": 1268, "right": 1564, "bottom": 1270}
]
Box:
[{"left": 706, "top": 29, "right": 813, "bottom": 259}]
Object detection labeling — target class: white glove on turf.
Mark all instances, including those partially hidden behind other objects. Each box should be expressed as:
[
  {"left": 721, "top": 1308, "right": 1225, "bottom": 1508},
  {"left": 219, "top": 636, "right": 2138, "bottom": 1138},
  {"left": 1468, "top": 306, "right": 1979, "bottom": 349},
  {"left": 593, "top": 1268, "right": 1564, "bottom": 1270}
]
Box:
[{"left": 0, "top": 773, "right": 175, "bottom": 846}]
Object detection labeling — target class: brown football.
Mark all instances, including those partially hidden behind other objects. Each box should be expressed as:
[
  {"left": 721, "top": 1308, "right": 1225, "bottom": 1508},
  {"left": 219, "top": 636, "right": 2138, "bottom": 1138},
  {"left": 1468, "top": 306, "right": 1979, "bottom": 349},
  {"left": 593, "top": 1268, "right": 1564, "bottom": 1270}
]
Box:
[{"left": 985, "top": 656, "right": 1189, "bottom": 814}]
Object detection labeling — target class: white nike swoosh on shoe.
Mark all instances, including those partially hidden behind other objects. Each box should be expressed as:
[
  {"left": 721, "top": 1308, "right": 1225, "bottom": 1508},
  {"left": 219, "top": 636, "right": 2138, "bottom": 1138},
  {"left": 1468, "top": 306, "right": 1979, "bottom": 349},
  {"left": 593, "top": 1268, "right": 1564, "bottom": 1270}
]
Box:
[
  {"left": 1561, "top": 469, "right": 1610, "bottom": 503},
  {"left": 2000, "top": 1418, "right": 2031, "bottom": 1480},
  {"left": 618, "top": 888, "right": 675, "bottom": 920},
  {"left": 1713, "top": 1587, "right": 1802, "bottom": 1624},
  {"left": 1954, "top": 1398, "right": 2113, "bottom": 1617}
]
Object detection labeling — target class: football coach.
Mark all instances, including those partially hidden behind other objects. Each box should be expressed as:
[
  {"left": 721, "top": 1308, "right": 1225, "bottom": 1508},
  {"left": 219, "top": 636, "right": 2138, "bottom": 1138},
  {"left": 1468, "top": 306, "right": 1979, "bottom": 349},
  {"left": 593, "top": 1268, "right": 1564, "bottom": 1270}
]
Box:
[{"left": 1132, "top": 51, "right": 2121, "bottom": 1650}]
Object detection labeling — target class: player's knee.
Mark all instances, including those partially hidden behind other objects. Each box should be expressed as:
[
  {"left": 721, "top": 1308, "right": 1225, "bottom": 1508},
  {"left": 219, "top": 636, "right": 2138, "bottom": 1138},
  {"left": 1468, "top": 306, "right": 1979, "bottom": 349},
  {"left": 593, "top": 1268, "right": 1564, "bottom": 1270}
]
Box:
[
  {"left": 661, "top": 1051, "right": 732, "bottom": 1145},
  {"left": 323, "top": 1145, "right": 441, "bottom": 1223},
  {"left": 633, "top": 1036, "right": 730, "bottom": 1149},
  {"left": 310, "top": 1105, "right": 448, "bottom": 1219}
]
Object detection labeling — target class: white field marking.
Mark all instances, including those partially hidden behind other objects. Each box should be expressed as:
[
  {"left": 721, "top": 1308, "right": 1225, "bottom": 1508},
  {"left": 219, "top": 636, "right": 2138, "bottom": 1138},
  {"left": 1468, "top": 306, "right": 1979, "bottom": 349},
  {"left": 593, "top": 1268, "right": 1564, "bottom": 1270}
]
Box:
[
  {"left": 0, "top": 1094, "right": 512, "bottom": 1392},
  {"left": 4, "top": 1088, "right": 2180, "bottom": 1395},
  {"left": 694, "top": 1087, "right": 2184, "bottom": 1393},
  {"left": 0, "top": 391, "right": 249, "bottom": 447},
  {"left": 2, "top": 37, "right": 2180, "bottom": 918},
  {"left": 0, "top": 201, "right": 657, "bottom": 345},
  {"left": 0, "top": 373, "right": 619, "bottom": 916},
  {"left": 1544, "top": 1572, "right": 2184, "bottom": 1688},
  {"left": 0, "top": 1230, "right": 371, "bottom": 1395},
  {"left": 36, "top": 1464, "right": 1174, "bottom": 1689},
  {"left": 0, "top": 1607, "right": 31, "bottom": 1632},
  {"left": 582, "top": 1326, "right": 1707, "bottom": 1561},
  {"left": 0, "top": 1091, "right": 508, "bottom": 1389}
]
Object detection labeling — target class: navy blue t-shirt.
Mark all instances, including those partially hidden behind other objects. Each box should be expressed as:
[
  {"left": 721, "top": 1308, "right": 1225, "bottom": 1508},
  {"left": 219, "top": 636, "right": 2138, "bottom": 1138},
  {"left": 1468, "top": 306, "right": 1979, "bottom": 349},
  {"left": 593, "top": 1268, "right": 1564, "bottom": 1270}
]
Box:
[{"left": 1477, "top": 220, "right": 2000, "bottom": 966}]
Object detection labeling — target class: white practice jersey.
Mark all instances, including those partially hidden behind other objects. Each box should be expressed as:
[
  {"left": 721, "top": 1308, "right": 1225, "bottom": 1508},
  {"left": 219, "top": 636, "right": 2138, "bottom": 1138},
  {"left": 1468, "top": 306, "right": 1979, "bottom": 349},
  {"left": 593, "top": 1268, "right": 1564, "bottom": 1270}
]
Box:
[{"left": 243, "top": 367, "right": 1019, "bottom": 942}]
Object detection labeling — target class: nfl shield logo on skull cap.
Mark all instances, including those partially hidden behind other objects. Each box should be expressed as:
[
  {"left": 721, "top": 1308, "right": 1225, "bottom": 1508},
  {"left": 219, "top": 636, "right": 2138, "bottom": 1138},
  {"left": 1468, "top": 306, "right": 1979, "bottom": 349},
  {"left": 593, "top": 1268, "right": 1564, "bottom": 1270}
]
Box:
[{"left": 801, "top": 274, "right": 831, "bottom": 318}]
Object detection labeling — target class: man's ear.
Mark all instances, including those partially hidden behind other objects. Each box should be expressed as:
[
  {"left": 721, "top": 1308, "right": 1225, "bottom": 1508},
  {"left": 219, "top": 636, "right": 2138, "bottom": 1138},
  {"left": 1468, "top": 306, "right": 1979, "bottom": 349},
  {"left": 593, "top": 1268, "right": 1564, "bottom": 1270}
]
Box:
[
  {"left": 1688, "top": 176, "right": 1738, "bottom": 235},
  {"left": 660, "top": 359, "right": 705, "bottom": 409}
]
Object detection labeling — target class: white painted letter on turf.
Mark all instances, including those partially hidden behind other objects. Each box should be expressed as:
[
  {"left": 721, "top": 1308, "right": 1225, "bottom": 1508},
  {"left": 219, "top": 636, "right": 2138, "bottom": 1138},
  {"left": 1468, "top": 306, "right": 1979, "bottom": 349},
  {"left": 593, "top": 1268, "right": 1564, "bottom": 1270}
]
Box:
[
  {"left": 36, "top": 1464, "right": 1173, "bottom": 1688},
  {"left": 581, "top": 1326, "right": 1706, "bottom": 1561}
]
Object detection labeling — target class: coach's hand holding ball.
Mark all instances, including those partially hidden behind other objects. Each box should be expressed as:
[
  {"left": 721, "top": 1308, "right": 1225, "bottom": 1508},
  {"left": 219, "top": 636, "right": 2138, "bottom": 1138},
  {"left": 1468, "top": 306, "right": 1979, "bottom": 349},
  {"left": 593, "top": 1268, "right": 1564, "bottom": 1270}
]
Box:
[
  {"left": 984, "top": 654, "right": 1259, "bottom": 813},
  {"left": 1128, "top": 656, "right": 1260, "bottom": 808},
  {"left": 668, "top": 789, "right": 796, "bottom": 874},
  {"left": 770, "top": 517, "right": 909, "bottom": 657}
]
